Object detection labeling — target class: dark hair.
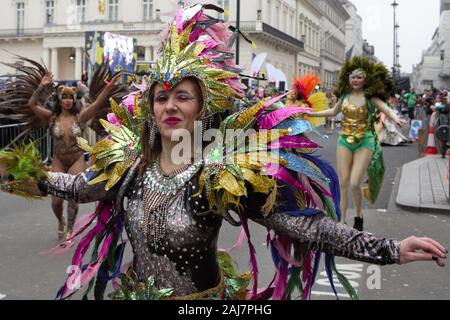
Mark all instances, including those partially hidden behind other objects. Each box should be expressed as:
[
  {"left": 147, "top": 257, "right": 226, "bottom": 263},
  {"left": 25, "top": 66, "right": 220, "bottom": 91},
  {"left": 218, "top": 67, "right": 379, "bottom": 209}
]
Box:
[
  {"left": 52, "top": 93, "right": 79, "bottom": 115},
  {"left": 139, "top": 77, "right": 206, "bottom": 173}
]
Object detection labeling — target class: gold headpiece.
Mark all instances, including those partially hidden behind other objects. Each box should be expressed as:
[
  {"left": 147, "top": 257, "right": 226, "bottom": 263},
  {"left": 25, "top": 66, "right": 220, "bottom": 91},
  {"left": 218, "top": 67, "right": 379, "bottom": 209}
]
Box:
[{"left": 145, "top": 4, "right": 245, "bottom": 118}]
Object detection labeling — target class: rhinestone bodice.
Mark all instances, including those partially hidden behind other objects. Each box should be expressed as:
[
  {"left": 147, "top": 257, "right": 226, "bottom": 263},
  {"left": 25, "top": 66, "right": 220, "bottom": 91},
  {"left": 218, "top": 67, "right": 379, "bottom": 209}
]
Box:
[
  {"left": 341, "top": 98, "right": 369, "bottom": 143},
  {"left": 124, "top": 166, "right": 223, "bottom": 296}
]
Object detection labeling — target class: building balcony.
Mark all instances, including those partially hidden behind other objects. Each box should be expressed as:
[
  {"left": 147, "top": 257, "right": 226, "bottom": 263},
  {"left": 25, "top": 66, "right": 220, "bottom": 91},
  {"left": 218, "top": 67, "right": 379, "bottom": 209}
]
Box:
[
  {"left": 0, "top": 28, "right": 44, "bottom": 40},
  {"left": 320, "top": 48, "right": 345, "bottom": 64},
  {"left": 239, "top": 21, "right": 304, "bottom": 53},
  {"left": 43, "top": 20, "right": 165, "bottom": 36}
]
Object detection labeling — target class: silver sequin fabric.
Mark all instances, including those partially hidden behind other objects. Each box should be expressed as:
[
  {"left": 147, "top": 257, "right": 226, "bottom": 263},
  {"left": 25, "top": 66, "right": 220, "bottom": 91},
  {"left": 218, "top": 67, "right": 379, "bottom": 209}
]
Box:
[{"left": 39, "top": 169, "right": 401, "bottom": 296}]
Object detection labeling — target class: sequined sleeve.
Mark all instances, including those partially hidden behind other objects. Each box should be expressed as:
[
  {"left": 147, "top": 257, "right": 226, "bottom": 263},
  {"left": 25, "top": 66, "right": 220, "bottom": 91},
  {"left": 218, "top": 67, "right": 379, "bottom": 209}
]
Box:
[
  {"left": 254, "top": 211, "right": 401, "bottom": 265},
  {"left": 38, "top": 172, "right": 117, "bottom": 203},
  {"left": 243, "top": 188, "right": 401, "bottom": 266}
]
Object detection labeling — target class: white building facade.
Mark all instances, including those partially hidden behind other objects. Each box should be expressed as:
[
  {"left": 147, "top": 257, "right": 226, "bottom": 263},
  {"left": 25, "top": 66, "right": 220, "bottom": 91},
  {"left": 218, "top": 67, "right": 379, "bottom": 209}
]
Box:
[
  {"left": 317, "top": 0, "right": 349, "bottom": 91},
  {"left": 0, "top": 0, "right": 173, "bottom": 80},
  {"left": 339, "top": 0, "right": 362, "bottom": 59},
  {"left": 1, "top": 0, "right": 352, "bottom": 91},
  {"left": 296, "top": 0, "right": 322, "bottom": 76},
  {"left": 411, "top": 3, "right": 450, "bottom": 92}
]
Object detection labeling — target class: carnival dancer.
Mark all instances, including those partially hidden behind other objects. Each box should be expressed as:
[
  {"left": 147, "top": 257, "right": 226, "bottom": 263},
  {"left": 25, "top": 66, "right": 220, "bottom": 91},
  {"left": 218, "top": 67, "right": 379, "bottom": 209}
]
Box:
[
  {"left": 0, "top": 57, "right": 127, "bottom": 239},
  {"left": 376, "top": 110, "right": 408, "bottom": 146},
  {"left": 304, "top": 57, "right": 407, "bottom": 231},
  {"left": 0, "top": 5, "right": 446, "bottom": 300}
]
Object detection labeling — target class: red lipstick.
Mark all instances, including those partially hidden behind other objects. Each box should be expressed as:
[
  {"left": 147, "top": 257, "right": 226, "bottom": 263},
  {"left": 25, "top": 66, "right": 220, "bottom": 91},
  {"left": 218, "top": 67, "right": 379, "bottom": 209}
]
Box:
[{"left": 163, "top": 117, "right": 182, "bottom": 126}]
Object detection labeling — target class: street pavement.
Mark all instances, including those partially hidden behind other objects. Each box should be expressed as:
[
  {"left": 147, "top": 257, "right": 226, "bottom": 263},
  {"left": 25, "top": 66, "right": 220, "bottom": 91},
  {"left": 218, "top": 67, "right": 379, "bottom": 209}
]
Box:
[{"left": 0, "top": 126, "right": 449, "bottom": 300}]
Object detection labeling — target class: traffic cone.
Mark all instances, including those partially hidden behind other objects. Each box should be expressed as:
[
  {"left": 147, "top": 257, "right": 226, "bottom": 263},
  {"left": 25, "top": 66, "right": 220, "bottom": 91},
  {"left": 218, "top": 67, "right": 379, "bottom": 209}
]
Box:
[{"left": 423, "top": 125, "right": 438, "bottom": 156}]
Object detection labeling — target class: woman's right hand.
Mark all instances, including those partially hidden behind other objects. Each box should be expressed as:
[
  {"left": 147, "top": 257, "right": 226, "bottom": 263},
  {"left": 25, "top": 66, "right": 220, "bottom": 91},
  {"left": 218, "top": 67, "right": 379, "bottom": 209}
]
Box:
[
  {"left": 399, "top": 236, "right": 447, "bottom": 267},
  {"left": 299, "top": 111, "right": 313, "bottom": 118},
  {"left": 41, "top": 72, "right": 54, "bottom": 86}
]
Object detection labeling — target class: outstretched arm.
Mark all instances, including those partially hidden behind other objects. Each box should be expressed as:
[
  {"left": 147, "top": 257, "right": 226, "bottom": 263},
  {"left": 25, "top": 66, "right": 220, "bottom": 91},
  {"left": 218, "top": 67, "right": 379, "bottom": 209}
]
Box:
[
  {"left": 253, "top": 211, "right": 446, "bottom": 266},
  {"left": 253, "top": 210, "right": 401, "bottom": 265},
  {"left": 27, "top": 72, "right": 54, "bottom": 125},
  {"left": 1, "top": 164, "right": 116, "bottom": 203},
  {"left": 79, "top": 72, "right": 122, "bottom": 124},
  {"left": 371, "top": 97, "right": 407, "bottom": 126},
  {"left": 242, "top": 188, "right": 447, "bottom": 267},
  {"left": 38, "top": 171, "right": 117, "bottom": 203},
  {"left": 307, "top": 99, "right": 343, "bottom": 118}
]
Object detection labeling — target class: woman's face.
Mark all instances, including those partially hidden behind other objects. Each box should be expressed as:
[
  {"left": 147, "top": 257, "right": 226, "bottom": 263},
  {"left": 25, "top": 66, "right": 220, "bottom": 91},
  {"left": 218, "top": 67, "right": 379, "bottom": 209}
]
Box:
[
  {"left": 60, "top": 93, "right": 74, "bottom": 110},
  {"left": 152, "top": 78, "right": 201, "bottom": 141},
  {"left": 350, "top": 75, "right": 365, "bottom": 91}
]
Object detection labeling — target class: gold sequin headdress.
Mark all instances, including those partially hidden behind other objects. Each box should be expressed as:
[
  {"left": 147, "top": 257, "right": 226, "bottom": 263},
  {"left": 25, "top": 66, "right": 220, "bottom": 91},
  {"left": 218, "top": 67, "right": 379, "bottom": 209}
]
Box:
[{"left": 145, "top": 3, "right": 245, "bottom": 118}]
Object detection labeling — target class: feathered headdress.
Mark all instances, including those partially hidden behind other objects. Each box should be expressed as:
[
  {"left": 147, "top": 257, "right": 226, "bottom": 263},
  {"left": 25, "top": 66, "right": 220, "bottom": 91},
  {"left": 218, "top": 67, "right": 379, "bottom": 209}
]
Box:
[
  {"left": 57, "top": 86, "right": 77, "bottom": 102},
  {"left": 335, "top": 56, "right": 393, "bottom": 101},
  {"left": 144, "top": 3, "right": 245, "bottom": 118},
  {"left": 286, "top": 74, "right": 328, "bottom": 127}
]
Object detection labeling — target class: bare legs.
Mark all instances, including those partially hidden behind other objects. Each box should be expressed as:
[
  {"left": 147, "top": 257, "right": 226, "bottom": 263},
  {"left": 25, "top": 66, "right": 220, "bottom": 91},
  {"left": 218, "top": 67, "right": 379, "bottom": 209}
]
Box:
[
  {"left": 336, "top": 146, "right": 373, "bottom": 224},
  {"left": 51, "top": 157, "right": 65, "bottom": 239},
  {"left": 336, "top": 146, "right": 353, "bottom": 224},
  {"left": 66, "top": 156, "right": 84, "bottom": 235},
  {"left": 350, "top": 149, "right": 373, "bottom": 218},
  {"left": 50, "top": 155, "right": 84, "bottom": 239}
]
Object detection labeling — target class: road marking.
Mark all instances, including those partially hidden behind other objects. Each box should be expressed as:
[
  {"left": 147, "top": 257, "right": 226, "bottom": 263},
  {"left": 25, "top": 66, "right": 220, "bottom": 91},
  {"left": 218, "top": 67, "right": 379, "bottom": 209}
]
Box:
[
  {"left": 315, "top": 264, "right": 363, "bottom": 289},
  {"left": 311, "top": 291, "right": 352, "bottom": 299},
  {"left": 0, "top": 293, "right": 6, "bottom": 300}
]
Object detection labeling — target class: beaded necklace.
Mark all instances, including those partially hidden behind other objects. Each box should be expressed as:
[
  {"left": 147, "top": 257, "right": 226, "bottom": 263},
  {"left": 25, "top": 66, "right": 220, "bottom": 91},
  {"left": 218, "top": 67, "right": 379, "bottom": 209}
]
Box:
[
  {"left": 142, "top": 159, "right": 202, "bottom": 247},
  {"left": 143, "top": 160, "right": 201, "bottom": 196}
]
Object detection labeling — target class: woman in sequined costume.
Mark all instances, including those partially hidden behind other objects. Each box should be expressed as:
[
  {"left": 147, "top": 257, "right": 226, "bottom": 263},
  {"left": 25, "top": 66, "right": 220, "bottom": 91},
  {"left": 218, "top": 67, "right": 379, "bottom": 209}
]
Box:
[
  {"left": 26, "top": 71, "right": 122, "bottom": 239},
  {"left": 305, "top": 58, "right": 407, "bottom": 231},
  {"left": 0, "top": 5, "right": 446, "bottom": 300}
]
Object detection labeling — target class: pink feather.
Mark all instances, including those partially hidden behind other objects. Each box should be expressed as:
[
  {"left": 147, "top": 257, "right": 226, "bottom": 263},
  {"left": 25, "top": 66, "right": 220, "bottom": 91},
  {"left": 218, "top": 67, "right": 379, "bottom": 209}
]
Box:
[{"left": 222, "top": 226, "right": 246, "bottom": 252}]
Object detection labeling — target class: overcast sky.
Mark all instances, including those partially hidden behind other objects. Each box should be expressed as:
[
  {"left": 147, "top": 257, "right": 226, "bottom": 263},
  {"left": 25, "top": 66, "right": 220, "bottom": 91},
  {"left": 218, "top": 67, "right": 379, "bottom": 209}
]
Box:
[{"left": 350, "top": 0, "right": 441, "bottom": 73}]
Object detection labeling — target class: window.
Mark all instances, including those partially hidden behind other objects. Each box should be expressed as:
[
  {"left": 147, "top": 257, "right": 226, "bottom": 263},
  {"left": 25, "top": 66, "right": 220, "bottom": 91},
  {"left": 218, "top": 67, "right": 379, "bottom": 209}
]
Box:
[
  {"left": 108, "top": 0, "right": 119, "bottom": 21},
  {"left": 143, "top": 0, "right": 153, "bottom": 21},
  {"left": 16, "top": 2, "right": 24, "bottom": 35},
  {"left": 275, "top": 5, "right": 279, "bottom": 29},
  {"left": 45, "top": 1, "right": 54, "bottom": 24},
  {"left": 223, "top": 0, "right": 229, "bottom": 22},
  {"left": 76, "top": 0, "right": 86, "bottom": 23},
  {"left": 137, "top": 46, "right": 145, "bottom": 61}
]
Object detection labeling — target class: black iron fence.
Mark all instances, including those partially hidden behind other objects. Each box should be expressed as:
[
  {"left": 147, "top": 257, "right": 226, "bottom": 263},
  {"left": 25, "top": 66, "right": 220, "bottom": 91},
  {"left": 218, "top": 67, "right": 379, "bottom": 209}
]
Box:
[{"left": 0, "top": 123, "right": 52, "bottom": 163}]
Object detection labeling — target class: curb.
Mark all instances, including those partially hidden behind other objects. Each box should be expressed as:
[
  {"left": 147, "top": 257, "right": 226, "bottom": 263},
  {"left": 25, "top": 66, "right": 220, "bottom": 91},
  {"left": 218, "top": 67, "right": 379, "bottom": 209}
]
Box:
[{"left": 396, "top": 156, "right": 450, "bottom": 214}]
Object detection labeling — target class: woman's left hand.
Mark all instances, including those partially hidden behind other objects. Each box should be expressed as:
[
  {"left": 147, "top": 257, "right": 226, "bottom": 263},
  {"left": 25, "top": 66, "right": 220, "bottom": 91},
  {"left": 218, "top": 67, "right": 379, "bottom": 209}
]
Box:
[
  {"left": 399, "top": 236, "right": 447, "bottom": 267},
  {"left": 395, "top": 118, "right": 407, "bottom": 127},
  {"left": 104, "top": 72, "right": 123, "bottom": 92}
]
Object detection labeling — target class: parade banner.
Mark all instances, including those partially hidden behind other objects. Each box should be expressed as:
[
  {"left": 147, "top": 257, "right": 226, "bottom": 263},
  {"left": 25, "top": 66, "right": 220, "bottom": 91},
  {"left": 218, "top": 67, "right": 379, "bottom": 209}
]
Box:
[
  {"left": 84, "top": 31, "right": 137, "bottom": 84},
  {"left": 104, "top": 32, "right": 136, "bottom": 75},
  {"left": 409, "top": 120, "right": 422, "bottom": 140}
]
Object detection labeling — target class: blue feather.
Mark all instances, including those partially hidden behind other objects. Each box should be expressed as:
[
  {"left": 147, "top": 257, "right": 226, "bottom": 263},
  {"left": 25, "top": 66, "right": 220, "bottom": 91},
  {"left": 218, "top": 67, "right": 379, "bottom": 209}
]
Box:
[
  {"left": 275, "top": 118, "right": 327, "bottom": 138},
  {"left": 270, "top": 240, "right": 281, "bottom": 268},
  {"left": 325, "top": 254, "right": 339, "bottom": 300},
  {"left": 301, "top": 153, "right": 341, "bottom": 221},
  {"left": 279, "top": 151, "right": 329, "bottom": 184},
  {"left": 282, "top": 209, "right": 322, "bottom": 217},
  {"left": 275, "top": 119, "right": 313, "bottom": 135},
  {"left": 310, "top": 251, "right": 322, "bottom": 298}
]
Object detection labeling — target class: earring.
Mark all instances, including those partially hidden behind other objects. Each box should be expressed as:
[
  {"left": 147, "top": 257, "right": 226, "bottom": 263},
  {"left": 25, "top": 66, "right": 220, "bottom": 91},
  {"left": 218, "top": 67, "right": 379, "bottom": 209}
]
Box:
[
  {"left": 148, "top": 117, "right": 158, "bottom": 148},
  {"left": 201, "top": 114, "right": 213, "bottom": 137}
]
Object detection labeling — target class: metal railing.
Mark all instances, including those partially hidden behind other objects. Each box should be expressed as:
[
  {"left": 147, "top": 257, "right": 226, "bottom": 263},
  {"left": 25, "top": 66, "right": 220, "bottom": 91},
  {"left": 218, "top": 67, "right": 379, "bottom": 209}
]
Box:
[{"left": 0, "top": 123, "right": 52, "bottom": 163}]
